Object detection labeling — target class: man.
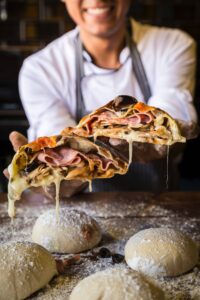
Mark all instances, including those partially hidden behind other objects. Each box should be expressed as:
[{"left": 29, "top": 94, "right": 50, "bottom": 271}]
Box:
[{"left": 6, "top": 0, "right": 198, "bottom": 193}]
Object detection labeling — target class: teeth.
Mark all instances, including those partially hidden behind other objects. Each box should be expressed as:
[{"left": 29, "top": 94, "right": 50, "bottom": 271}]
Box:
[{"left": 87, "top": 7, "right": 110, "bottom": 15}]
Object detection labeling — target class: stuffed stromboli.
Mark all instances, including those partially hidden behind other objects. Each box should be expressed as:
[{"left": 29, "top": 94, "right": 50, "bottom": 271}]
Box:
[
  {"left": 64, "top": 96, "right": 185, "bottom": 163},
  {"left": 8, "top": 134, "right": 128, "bottom": 218}
]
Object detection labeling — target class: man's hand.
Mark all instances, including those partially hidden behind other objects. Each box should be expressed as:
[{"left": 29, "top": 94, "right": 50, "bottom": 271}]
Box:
[
  {"left": 3, "top": 131, "right": 87, "bottom": 198},
  {"left": 109, "top": 138, "right": 185, "bottom": 164},
  {"left": 176, "top": 120, "right": 199, "bottom": 140},
  {"left": 131, "top": 142, "right": 186, "bottom": 163},
  {"left": 131, "top": 143, "right": 168, "bottom": 163},
  {"left": 3, "top": 131, "right": 28, "bottom": 178},
  {"left": 9, "top": 131, "right": 28, "bottom": 152}
]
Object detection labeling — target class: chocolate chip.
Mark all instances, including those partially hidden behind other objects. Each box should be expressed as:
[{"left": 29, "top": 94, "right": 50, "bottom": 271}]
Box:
[
  {"left": 98, "top": 247, "right": 112, "bottom": 258},
  {"left": 112, "top": 254, "right": 124, "bottom": 264}
]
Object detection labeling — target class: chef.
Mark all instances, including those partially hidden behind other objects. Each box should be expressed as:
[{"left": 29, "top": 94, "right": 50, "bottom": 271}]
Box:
[{"left": 5, "top": 0, "right": 198, "bottom": 194}]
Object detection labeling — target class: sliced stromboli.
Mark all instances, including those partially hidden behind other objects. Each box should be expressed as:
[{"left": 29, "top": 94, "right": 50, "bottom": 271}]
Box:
[
  {"left": 66, "top": 95, "right": 186, "bottom": 163},
  {"left": 8, "top": 134, "right": 128, "bottom": 218},
  {"left": 70, "top": 95, "right": 185, "bottom": 145}
]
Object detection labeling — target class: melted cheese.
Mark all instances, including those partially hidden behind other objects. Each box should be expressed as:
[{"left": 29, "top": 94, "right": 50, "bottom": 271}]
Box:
[
  {"left": 8, "top": 159, "right": 126, "bottom": 218},
  {"left": 55, "top": 176, "right": 61, "bottom": 222},
  {"left": 88, "top": 180, "right": 93, "bottom": 192},
  {"left": 8, "top": 197, "right": 16, "bottom": 219},
  {"left": 128, "top": 140, "right": 133, "bottom": 165},
  {"left": 7, "top": 163, "right": 30, "bottom": 218},
  {"left": 8, "top": 172, "right": 63, "bottom": 219},
  {"left": 166, "top": 145, "right": 170, "bottom": 190}
]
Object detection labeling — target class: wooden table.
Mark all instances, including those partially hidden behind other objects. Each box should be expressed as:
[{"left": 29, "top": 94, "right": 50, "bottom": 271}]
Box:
[
  {"left": 1, "top": 190, "right": 200, "bottom": 216},
  {"left": 0, "top": 191, "right": 200, "bottom": 299}
]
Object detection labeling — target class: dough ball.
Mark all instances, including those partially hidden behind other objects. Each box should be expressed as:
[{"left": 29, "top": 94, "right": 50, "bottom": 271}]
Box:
[
  {"left": 70, "top": 268, "right": 164, "bottom": 300},
  {"left": 0, "top": 241, "right": 57, "bottom": 300},
  {"left": 32, "top": 208, "right": 102, "bottom": 253},
  {"left": 125, "top": 228, "right": 199, "bottom": 277}
]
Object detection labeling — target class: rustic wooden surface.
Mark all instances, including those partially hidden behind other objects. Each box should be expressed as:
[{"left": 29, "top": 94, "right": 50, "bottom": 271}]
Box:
[
  {"left": 0, "top": 191, "right": 199, "bottom": 299},
  {"left": 1, "top": 190, "right": 200, "bottom": 215}
]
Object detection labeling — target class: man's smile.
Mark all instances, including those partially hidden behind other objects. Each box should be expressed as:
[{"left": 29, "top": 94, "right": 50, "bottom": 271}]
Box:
[
  {"left": 82, "top": 3, "right": 115, "bottom": 20},
  {"left": 84, "top": 7, "right": 113, "bottom": 16}
]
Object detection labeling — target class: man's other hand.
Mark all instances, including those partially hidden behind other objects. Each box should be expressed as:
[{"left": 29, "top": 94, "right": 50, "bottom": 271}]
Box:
[
  {"left": 9, "top": 131, "right": 28, "bottom": 151},
  {"left": 3, "top": 131, "right": 28, "bottom": 178}
]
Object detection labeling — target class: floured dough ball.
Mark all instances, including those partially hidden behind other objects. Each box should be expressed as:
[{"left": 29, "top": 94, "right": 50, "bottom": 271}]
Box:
[
  {"left": 70, "top": 268, "right": 164, "bottom": 300},
  {"left": 32, "top": 208, "right": 102, "bottom": 253},
  {"left": 0, "top": 241, "right": 57, "bottom": 300},
  {"left": 125, "top": 228, "right": 199, "bottom": 277}
]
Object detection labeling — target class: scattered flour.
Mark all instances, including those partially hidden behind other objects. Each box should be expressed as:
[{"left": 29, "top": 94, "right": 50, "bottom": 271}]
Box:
[{"left": 0, "top": 194, "right": 199, "bottom": 299}]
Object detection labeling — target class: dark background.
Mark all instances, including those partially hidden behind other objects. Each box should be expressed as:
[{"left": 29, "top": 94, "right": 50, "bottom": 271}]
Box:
[{"left": 0, "top": 0, "right": 199, "bottom": 191}]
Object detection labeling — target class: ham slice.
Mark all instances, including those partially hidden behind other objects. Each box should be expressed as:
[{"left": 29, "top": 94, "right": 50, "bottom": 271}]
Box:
[
  {"left": 87, "top": 154, "right": 117, "bottom": 171},
  {"left": 37, "top": 147, "right": 117, "bottom": 171},
  {"left": 37, "top": 148, "right": 81, "bottom": 167},
  {"left": 102, "top": 113, "right": 153, "bottom": 126},
  {"left": 84, "top": 111, "right": 115, "bottom": 133},
  {"left": 84, "top": 111, "right": 153, "bottom": 133}
]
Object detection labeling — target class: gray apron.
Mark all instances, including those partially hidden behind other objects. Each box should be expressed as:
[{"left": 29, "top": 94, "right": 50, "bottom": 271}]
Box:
[{"left": 74, "top": 20, "right": 179, "bottom": 193}]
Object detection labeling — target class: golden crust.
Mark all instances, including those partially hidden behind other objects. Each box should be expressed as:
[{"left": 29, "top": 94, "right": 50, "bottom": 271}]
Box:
[
  {"left": 24, "top": 136, "right": 58, "bottom": 152},
  {"left": 61, "top": 127, "right": 88, "bottom": 138},
  {"left": 76, "top": 99, "right": 185, "bottom": 145},
  {"left": 133, "top": 102, "right": 155, "bottom": 113},
  {"left": 10, "top": 133, "right": 128, "bottom": 182}
]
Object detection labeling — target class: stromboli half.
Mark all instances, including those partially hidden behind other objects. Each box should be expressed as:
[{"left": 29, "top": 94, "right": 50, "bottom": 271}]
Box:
[
  {"left": 8, "top": 134, "right": 128, "bottom": 217},
  {"left": 67, "top": 95, "right": 186, "bottom": 145}
]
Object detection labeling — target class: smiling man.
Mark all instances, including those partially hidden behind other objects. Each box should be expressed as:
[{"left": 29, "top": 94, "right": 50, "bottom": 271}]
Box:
[{"left": 8, "top": 0, "right": 198, "bottom": 193}]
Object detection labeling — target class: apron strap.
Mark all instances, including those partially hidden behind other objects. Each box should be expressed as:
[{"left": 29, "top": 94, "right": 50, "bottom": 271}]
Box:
[
  {"left": 126, "top": 20, "right": 152, "bottom": 102},
  {"left": 75, "top": 34, "right": 85, "bottom": 122}
]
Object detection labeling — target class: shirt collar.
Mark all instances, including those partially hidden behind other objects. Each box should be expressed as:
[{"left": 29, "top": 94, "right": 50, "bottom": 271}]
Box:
[
  {"left": 74, "top": 26, "right": 131, "bottom": 75},
  {"left": 82, "top": 46, "right": 130, "bottom": 65}
]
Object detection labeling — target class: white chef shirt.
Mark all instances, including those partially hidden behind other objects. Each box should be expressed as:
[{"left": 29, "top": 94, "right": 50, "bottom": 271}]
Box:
[{"left": 19, "top": 19, "right": 198, "bottom": 141}]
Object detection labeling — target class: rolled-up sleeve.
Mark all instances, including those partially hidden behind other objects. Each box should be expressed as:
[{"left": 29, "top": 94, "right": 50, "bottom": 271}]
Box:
[
  {"left": 148, "top": 29, "right": 197, "bottom": 123},
  {"left": 19, "top": 55, "right": 76, "bottom": 141}
]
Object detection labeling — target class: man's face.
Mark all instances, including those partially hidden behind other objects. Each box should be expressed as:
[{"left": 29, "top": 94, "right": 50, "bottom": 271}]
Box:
[{"left": 63, "top": 0, "right": 130, "bottom": 38}]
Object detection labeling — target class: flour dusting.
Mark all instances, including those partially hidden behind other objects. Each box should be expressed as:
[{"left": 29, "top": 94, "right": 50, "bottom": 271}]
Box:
[{"left": 0, "top": 193, "right": 199, "bottom": 299}]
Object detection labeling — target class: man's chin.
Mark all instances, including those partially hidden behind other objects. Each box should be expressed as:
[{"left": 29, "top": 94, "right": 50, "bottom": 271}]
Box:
[{"left": 83, "top": 23, "right": 123, "bottom": 39}]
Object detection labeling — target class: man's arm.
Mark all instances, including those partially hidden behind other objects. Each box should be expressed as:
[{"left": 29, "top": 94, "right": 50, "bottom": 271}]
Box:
[
  {"left": 138, "top": 28, "right": 199, "bottom": 162},
  {"left": 148, "top": 29, "right": 197, "bottom": 126},
  {"left": 19, "top": 52, "right": 76, "bottom": 141}
]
